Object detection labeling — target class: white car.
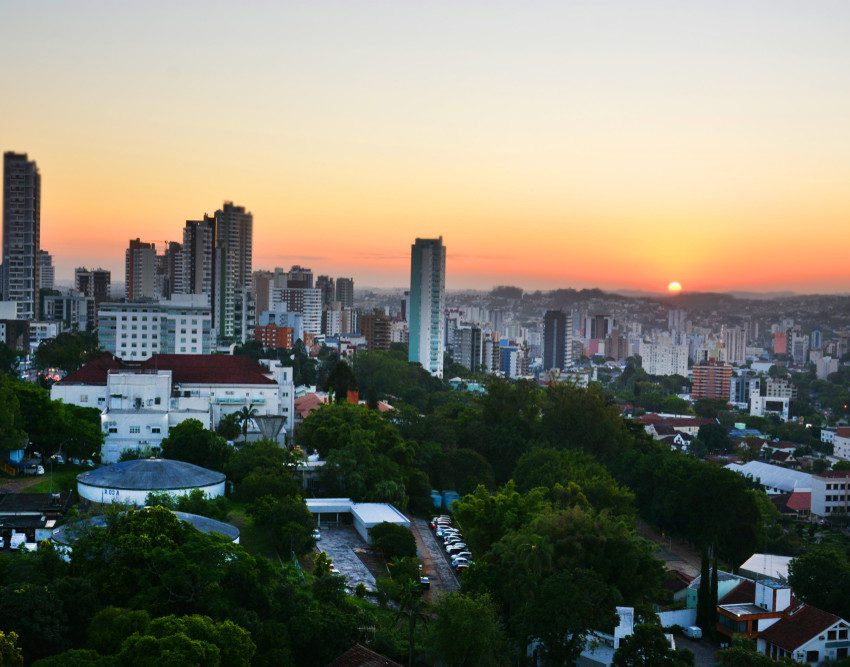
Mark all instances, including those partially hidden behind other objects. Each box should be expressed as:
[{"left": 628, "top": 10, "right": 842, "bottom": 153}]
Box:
[{"left": 312, "top": 528, "right": 321, "bottom": 541}]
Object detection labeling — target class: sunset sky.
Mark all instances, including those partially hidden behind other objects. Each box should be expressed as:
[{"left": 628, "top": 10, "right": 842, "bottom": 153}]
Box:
[{"left": 2, "top": 2, "right": 849, "bottom": 293}]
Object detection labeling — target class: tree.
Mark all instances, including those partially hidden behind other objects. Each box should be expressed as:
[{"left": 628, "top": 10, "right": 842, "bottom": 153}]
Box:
[
  {"left": 247, "top": 494, "right": 316, "bottom": 556},
  {"left": 788, "top": 546, "right": 850, "bottom": 618},
  {"left": 426, "top": 592, "right": 507, "bottom": 667},
  {"left": 32, "top": 332, "right": 100, "bottom": 374},
  {"left": 693, "top": 398, "right": 729, "bottom": 419},
  {"left": 0, "top": 631, "right": 23, "bottom": 666},
  {"left": 87, "top": 607, "right": 151, "bottom": 655},
  {"left": 237, "top": 404, "right": 258, "bottom": 443},
  {"left": 612, "top": 623, "right": 693, "bottom": 666},
  {"left": 0, "top": 379, "right": 25, "bottom": 452},
  {"left": 696, "top": 550, "right": 712, "bottom": 633},
  {"left": 696, "top": 423, "right": 730, "bottom": 454},
  {"left": 216, "top": 412, "right": 241, "bottom": 441},
  {"left": 395, "top": 579, "right": 429, "bottom": 667},
  {"left": 370, "top": 522, "right": 417, "bottom": 560},
  {"left": 326, "top": 360, "right": 357, "bottom": 403},
  {"left": 0, "top": 343, "right": 21, "bottom": 377},
  {"left": 160, "top": 419, "right": 232, "bottom": 471}
]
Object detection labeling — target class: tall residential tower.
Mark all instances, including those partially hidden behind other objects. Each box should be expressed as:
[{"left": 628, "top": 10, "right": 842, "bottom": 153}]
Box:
[
  {"left": 2, "top": 152, "right": 41, "bottom": 319},
  {"left": 408, "top": 237, "right": 446, "bottom": 377}
]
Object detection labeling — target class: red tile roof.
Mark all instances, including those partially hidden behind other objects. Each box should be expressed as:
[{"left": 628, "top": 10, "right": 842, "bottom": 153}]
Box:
[
  {"left": 294, "top": 393, "right": 327, "bottom": 419},
  {"left": 835, "top": 427, "right": 850, "bottom": 438},
  {"left": 635, "top": 414, "right": 714, "bottom": 427},
  {"left": 786, "top": 491, "right": 811, "bottom": 512},
  {"left": 759, "top": 604, "right": 842, "bottom": 652},
  {"left": 326, "top": 644, "right": 403, "bottom": 667},
  {"left": 56, "top": 353, "right": 275, "bottom": 386}
]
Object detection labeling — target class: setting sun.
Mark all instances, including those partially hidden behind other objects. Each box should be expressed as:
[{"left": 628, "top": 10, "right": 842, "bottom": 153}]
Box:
[{"left": 667, "top": 281, "right": 683, "bottom": 293}]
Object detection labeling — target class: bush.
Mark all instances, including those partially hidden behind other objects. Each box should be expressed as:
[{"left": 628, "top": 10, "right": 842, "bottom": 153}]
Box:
[{"left": 369, "top": 522, "right": 416, "bottom": 560}]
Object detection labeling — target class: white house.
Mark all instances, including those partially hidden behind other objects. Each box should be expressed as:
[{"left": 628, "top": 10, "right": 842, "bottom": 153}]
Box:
[
  {"left": 51, "top": 353, "right": 295, "bottom": 463},
  {"left": 810, "top": 471, "right": 850, "bottom": 518},
  {"left": 758, "top": 605, "right": 850, "bottom": 664}
]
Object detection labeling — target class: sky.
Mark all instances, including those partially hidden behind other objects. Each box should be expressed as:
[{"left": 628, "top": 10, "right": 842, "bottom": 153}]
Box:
[{"left": 2, "top": 1, "right": 850, "bottom": 294}]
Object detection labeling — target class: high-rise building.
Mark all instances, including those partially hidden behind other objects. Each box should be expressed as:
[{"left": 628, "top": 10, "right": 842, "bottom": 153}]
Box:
[
  {"left": 455, "top": 326, "right": 483, "bottom": 372},
  {"left": 42, "top": 292, "right": 95, "bottom": 331},
  {"left": 252, "top": 270, "right": 273, "bottom": 313},
  {"left": 605, "top": 328, "right": 629, "bottom": 361},
  {"left": 691, "top": 361, "right": 733, "bottom": 400},
  {"left": 335, "top": 277, "right": 354, "bottom": 308},
  {"left": 543, "top": 310, "right": 567, "bottom": 371},
  {"left": 316, "top": 275, "right": 335, "bottom": 306},
  {"left": 273, "top": 287, "right": 322, "bottom": 335},
  {"left": 125, "top": 239, "right": 158, "bottom": 301},
  {"left": 408, "top": 237, "right": 446, "bottom": 377},
  {"left": 810, "top": 329, "right": 823, "bottom": 351},
  {"left": 75, "top": 268, "right": 112, "bottom": 306},
  {"left": 157, "top": 241, "right": 183, "bottom": 299},
  {"left": 361, "top": 309, "right": 393, "bottom": 351},
  {"left": 585, "top": 314, "right": 613, "bottom": 340},
  {"left": 286, "top": 266, "right": 313, "bottom": 289},
  {"left": 641, "top": 338, "right": 689, "bottom": 377},
  {"left": 2, "top": 152, "right": 41, "bottom": 319},
  {"left": 181, "top": 216, "right": 216, "bottom": 296},
  {"left": 37, "top": 249, "right": 54, "bottom": 290},
  {"left": 723, "top": 326, "right": 747, "bottom": 366},
  {"left": 213, "top": 202, "right": 253, "bottom": 341}
]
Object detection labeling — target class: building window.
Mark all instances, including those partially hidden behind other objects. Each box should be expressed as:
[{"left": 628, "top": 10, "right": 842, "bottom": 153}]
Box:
[
  {"left": 151, "top": 427, "right": 161, "bottom": 434},
  {"left": 80, "top": 394, "right": 88, "bottom": 403},
  {"left": 129, "top": 426, "right": 141, "bottom": 434}
]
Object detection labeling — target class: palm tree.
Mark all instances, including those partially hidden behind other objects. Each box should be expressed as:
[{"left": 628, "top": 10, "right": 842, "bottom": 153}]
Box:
[
  {"left": 216, "top": 413, "right": 241, "bottom": 441},
  {"left": 395, "top": 579, "right": 429, "bottom": 667},
  {"left": 237, "top": 404, "right": 258, "bottom": 443}
]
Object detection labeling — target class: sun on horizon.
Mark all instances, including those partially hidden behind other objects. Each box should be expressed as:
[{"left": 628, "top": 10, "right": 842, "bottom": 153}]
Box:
[{"left": 667, "top": 281, "right": 683, "bottom": 294}]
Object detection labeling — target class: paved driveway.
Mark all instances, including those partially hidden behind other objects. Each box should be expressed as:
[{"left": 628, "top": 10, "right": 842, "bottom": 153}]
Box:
[
  {"left": 315, "top": 526, "right": 377, "bottom": 592},
  {"left": 676, "top": 636, "right": 718, "bottom": 667},
  {"left": 407, "top": 516, "right": 459, "bottom": 599}
]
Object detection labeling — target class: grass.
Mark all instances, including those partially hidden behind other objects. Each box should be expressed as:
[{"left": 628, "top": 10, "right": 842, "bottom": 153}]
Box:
[{"left": 28, "top": 464, "right": 89, "bottom": 494}]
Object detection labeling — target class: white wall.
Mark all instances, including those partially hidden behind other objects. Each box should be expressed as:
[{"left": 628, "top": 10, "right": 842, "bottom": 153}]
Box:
[{"left": 78, "top": 480, "right": 225, "bottom": 506}]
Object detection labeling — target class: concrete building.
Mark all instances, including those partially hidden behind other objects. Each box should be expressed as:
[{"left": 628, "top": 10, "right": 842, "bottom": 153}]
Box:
[
  {"left": 810, "top": 471, "right": 850, "bottom": 517},
  {"left": 52, "top": 353, "right": 294, "bottom": 461},
  {"left": 305, "top": 498, "right": 410, "bottom": 544},
  {"left": 37, "top": 249, "right": 54, "bottom": 290},
  {"left": 42, "top": 291, "right": 95, "bottom": 332},
  {"left": 74, "top": 267, "right": 112, "bottom": 306},
  {"left": 125, "top": 238, "right": 158, "bottom": 301},
  {"left": 157, "top": 241, "right": 183, "bottom": 299},
  {"left": 212, "top": 203, "right": 253, "bottom": 342},
  {"left": 454, "top": 325, "right": 483, "bottom": 372},
  {"left": 273, "top": 287, "right": 322, "bottom": 335},
  {"left": 723, "top": 326, "right": 747, "bottom": 366},
  {"left": 2, "top": 152, "right": 40, "bottom": 319},
  {"left": 316, "top": 275, "right": 335, "bottom": 306},
  {"left": 360, "top": 309, "right": 393, "bottom": 351},
  {"left": 76, "top": 459, "right": 225, "bottom": 505},
  {"left": 641, "top": 338, "right": 689, "bottom": 377},
  {"left": 254, "top": 323, "right": 294, "bottom": 350},
  {"left": 543, "top": 309, "right": 567, "bottom": 371},
  {"left": 815, "top": 355, "right": 839, "bottom": 381},
  {"left": 259, "top": 305, "right": 304, "bottom": 343},
  {"left": 692, "top": 361, "right": 732, "bottom": 400},
  {"left": 335, "top": 277, "right": 354, "bottom": 308},
  {"left": 97, "top": 295, "right": 213, "bottom": 360},
  {"left": 408, "top": 237, "right": 446, "bottom": 377}
]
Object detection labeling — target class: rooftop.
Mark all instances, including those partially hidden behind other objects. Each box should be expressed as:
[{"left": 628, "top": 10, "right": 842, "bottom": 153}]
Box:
[
  {"left": 739, "top": 553, "right": 793, "bottom": 581},
  {"left": 51, "top": 510, "right": 239, "bottom": 545},
  {"left": 725, "top": 461, "right": 812, "bottom": 493},
  {"left": 77, "top": 458, "right": 225, "bottom": 491},
  {"left": 759, "top": 604, "right": 843, "bottom": 652}
]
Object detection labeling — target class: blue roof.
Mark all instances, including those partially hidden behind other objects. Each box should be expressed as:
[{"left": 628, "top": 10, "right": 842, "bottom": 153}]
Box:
[{"left": 77, "top": 458, "right": 225, "bottom": 491}]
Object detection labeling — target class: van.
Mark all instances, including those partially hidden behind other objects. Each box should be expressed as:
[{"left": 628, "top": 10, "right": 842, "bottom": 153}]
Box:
[{"left": 684, "top": 626, "right": 702, "bottom": 640}]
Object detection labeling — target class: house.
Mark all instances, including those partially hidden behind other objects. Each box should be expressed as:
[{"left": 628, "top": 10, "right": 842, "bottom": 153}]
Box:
[
  {"left": 771, "top": 491, "right": 811, "bottom": 518},
  {"left": 51, "top": 353, "right": 295, "bottom": 462},
  {"left": 757, "top": 605, "right": 850, "bottom": 664},
  {"left": 327, "top": 643, "right": 402, "bottom": 667},
  {"left": 636, "top": 413, "right": 715, "bottom": 437},
  {"left": 716, "top": 579, "right": 792, "bottom": 641},
  {"left": 658, "top": 432, "right": 694, "bottom": 452}
]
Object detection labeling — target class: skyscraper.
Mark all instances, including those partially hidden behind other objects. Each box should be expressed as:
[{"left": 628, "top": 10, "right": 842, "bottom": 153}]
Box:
[
  {"left": 2, "top": 152, "right": 41, "bottom": 319},
  {"left": 335, "top": 277, "right": 354, "bottom": 308},
  {"left": 213, "top": 202, "right": 252, "bottom": 341},
  {"left": 408, "top": 237, "right": 446, "bottom": 377},
  {"left": 124, "top": 238, "right": 158, "bottom": 301},
  {"left": 75, "top": 267, "right": 112, "bottom": 305},
  {"left": 543, "top": 309, "right": 567, "bottom": 371},
  {"left": 316, "top": 275, "right": 335, "bottom": 306},
  {"left": 181, "top": 216, "right": 216, "bottom": 296},
  {"left": 38, "top": 249, "right": 54, "bottom": 290}
]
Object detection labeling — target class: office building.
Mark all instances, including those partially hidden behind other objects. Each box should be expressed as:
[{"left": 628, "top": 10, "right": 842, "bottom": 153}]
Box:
[
  {"left": 75, "top": 267, "right": 112, "bottom": 305},
  {"left": 42, "top": 292, "right": 95, "bottom": 332},
  {"left": 37, "top": 249, "right": 54, "bottom": 290},
  {"left": 97, "top": 294, "right": 213, "bottom": 360},
  {"left": 408, "top": 237, "right": 446, "bottom": 377},
  {"left": 335, "top": 277, "right": 354, "bottom": 308},
  {"left": 691, "top": 361, "right": 733, "bottom": 400},
  {"left": 543, "top": 310, "right": 567, "bottom": 371},
  {"left": 605, "top": 328, "right": 629, "bottom": 361},
  {"left": 360, "top": 309, "right": 393, "bottom": 351},
  {"left": 125, "top": 239, "right": 158, "bottom": 301},
  {"left": 585, "top": 314, "right": 613, "bottom": 340},
  {"left": 2, "top": 152, "right": 40, "bottom": 319},
  {"left": 810, "top": 329, "right": 823, "bottom": 351}
]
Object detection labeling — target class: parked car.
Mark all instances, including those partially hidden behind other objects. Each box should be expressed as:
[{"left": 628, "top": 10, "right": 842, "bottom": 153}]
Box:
[
  {"left": 71, "top": 458, "right": 82, "bottom": 466},
  {"left": 51, "top": 454, "right": 65, "bottom": 465},
  {"left": 451, "top": 552, "right": 472, "bottom": 563},
  {"left": 444, "top": 537, "right": 463, "bottom": 546},
  {"left": 419, "top": 576, "right": 431, "bottom": 590},
  {"left": 437, "top": 528, "right": 460, "bottom": 538},
  {"left": 23, "top": 464, "right": 44, "bottom": 476},
  {"left": 446, "top": 543, "right": 468, "bottom": 554},
  {"left": 84, "top": 459, "right": 95, "bottom": 467},
  {"left": 312, "top": 528, "right": 321, "bottom": 541},
  {"left": 330, "top": 564, "right": 340, "bottom": 575},
  {"left": 684, "top": 626, "right": 702, "bottom": 640},
  {"left": 36, "top": 465, "right": 44, "bottom": 475}
]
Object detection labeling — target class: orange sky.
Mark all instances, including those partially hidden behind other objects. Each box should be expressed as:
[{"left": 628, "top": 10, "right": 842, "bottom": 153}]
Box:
[{"left": 2, "top": 2, "right": 850, "bottom": 293}]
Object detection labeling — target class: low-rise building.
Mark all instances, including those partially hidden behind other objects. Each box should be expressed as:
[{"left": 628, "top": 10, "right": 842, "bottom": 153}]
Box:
[{"left": 810, "top": 471, "right": 850, "bottom": 518}]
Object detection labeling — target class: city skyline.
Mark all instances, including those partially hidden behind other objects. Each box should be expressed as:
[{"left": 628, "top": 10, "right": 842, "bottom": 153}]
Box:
[{"left": 3, "top": 2, "right": 850, "bottom": 293}]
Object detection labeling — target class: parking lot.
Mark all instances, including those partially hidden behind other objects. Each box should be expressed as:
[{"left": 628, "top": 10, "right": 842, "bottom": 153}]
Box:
[
  {"left": 315, "top": 526, "right": 377, "bottom": 592},
  {"left": 408, "top": 517, "right": 459, "bottom": 598}
]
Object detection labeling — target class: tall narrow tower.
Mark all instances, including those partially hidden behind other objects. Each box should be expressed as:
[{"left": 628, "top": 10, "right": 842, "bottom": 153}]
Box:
[
  {"left": 408, "top": 237, "right": 446, "bottom": 377},
  {"left": 2, "top": 152, "right": 41, "bottom": 319}
]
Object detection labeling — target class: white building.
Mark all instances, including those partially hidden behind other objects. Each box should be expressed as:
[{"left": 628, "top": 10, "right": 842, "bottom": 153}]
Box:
[
  {"left": 51, "top": 353, "right": 294, "bottom": 462},
  {"left": 725, "top": 461, "right": 812, "bottom": 496},
  {"left": 833, "top": 435, "right": 850, "bottom": 461},
  {"left": 758, "top": 605, "right": 850, "bottom": 664},
  {"left": 271, "top": 287, "right": 322, "bottom": 336},
  {"left": 97, "top": 294, "right": 213, "bottom": 360},
  {"left": 305, "top": 498, "right": 410, "bottom": 544},
  {"left": 408, "top": 237, "right": 446, "bottom": 377},
  {"left": 641, "top": 338, "right": 689, "bottom": 377},
  {"left": 750, "top": 381, "right": 791, "bottom": 421},
  {"left": 810, "top": 472, "right": 850, "bottom": 518}
]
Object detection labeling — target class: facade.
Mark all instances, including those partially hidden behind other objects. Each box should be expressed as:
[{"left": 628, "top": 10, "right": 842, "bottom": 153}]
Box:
[
  {"left": 360, "top": 309, "right": 392, "bottom": 351},
  {"left": 157, "top": 241, "right": 183, "bottom": 299},
  {"left": 316, "top": 275, "right": 335, "bottom": 306},
  {"left": 37, "top": 249, "right": 54, "bottom": 290},
  {"left": 543, "top": 309, "right": 567, "bottom": 371},
  {"left": 335, "top": 277, "right": 354, "bottom": 308},
  {"left": 691, "top": 361, "right": 732, "bottom": 400},
  {"left": 274, "top": 287, "right": 322, "bottom": 335},
  {"left": 254, "top": 323, "right": 294, "bottom": 349},
  {"left": 455, "top": 326, "right": 483, "bottom": 372},
  {"left": 810, "top": 471, "right": 850, "bottom": 517},
  {"left": 2, "top": 152, "right": 40, "bottom": 319},
  {"left": 125, "top": 238, "right": 158, "bottom": 301},
  {"left": 42, "top": 291, "right": 95, "bottom": 331},
  {"left": 213, "top": 202, "right": 253, "bottom": 341},
  {"left": 182, "top": 216, "right": 216, "bottom": 296},
  {"left": 74, "top": 267, "right": 112, "bottom": 305},
  {"left": 52, "top": 353, "right": 295, "bottom": 462},
  {"left": 641, "top": 338, "right": 689, "bottom": 377},
  {"left": 758, "top": 605, "right": 850, "bottom": 664},
  {"left": 723, "top": 326, "right": 747, "bottom": 365},
  {"left": 97, "top": 295, "right": 213, "bottom": 359},
  {"left": 408, "top": 237, "right": 446, "bottom": 377}
]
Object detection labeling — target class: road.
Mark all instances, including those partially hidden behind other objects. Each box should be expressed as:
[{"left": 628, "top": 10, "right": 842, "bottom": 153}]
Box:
[
  {"left": 638, "top": 520, "right": 701, "bottom": 578},
  {"left": 407, "top": 516, "right": 459, "bottom": 600}
]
